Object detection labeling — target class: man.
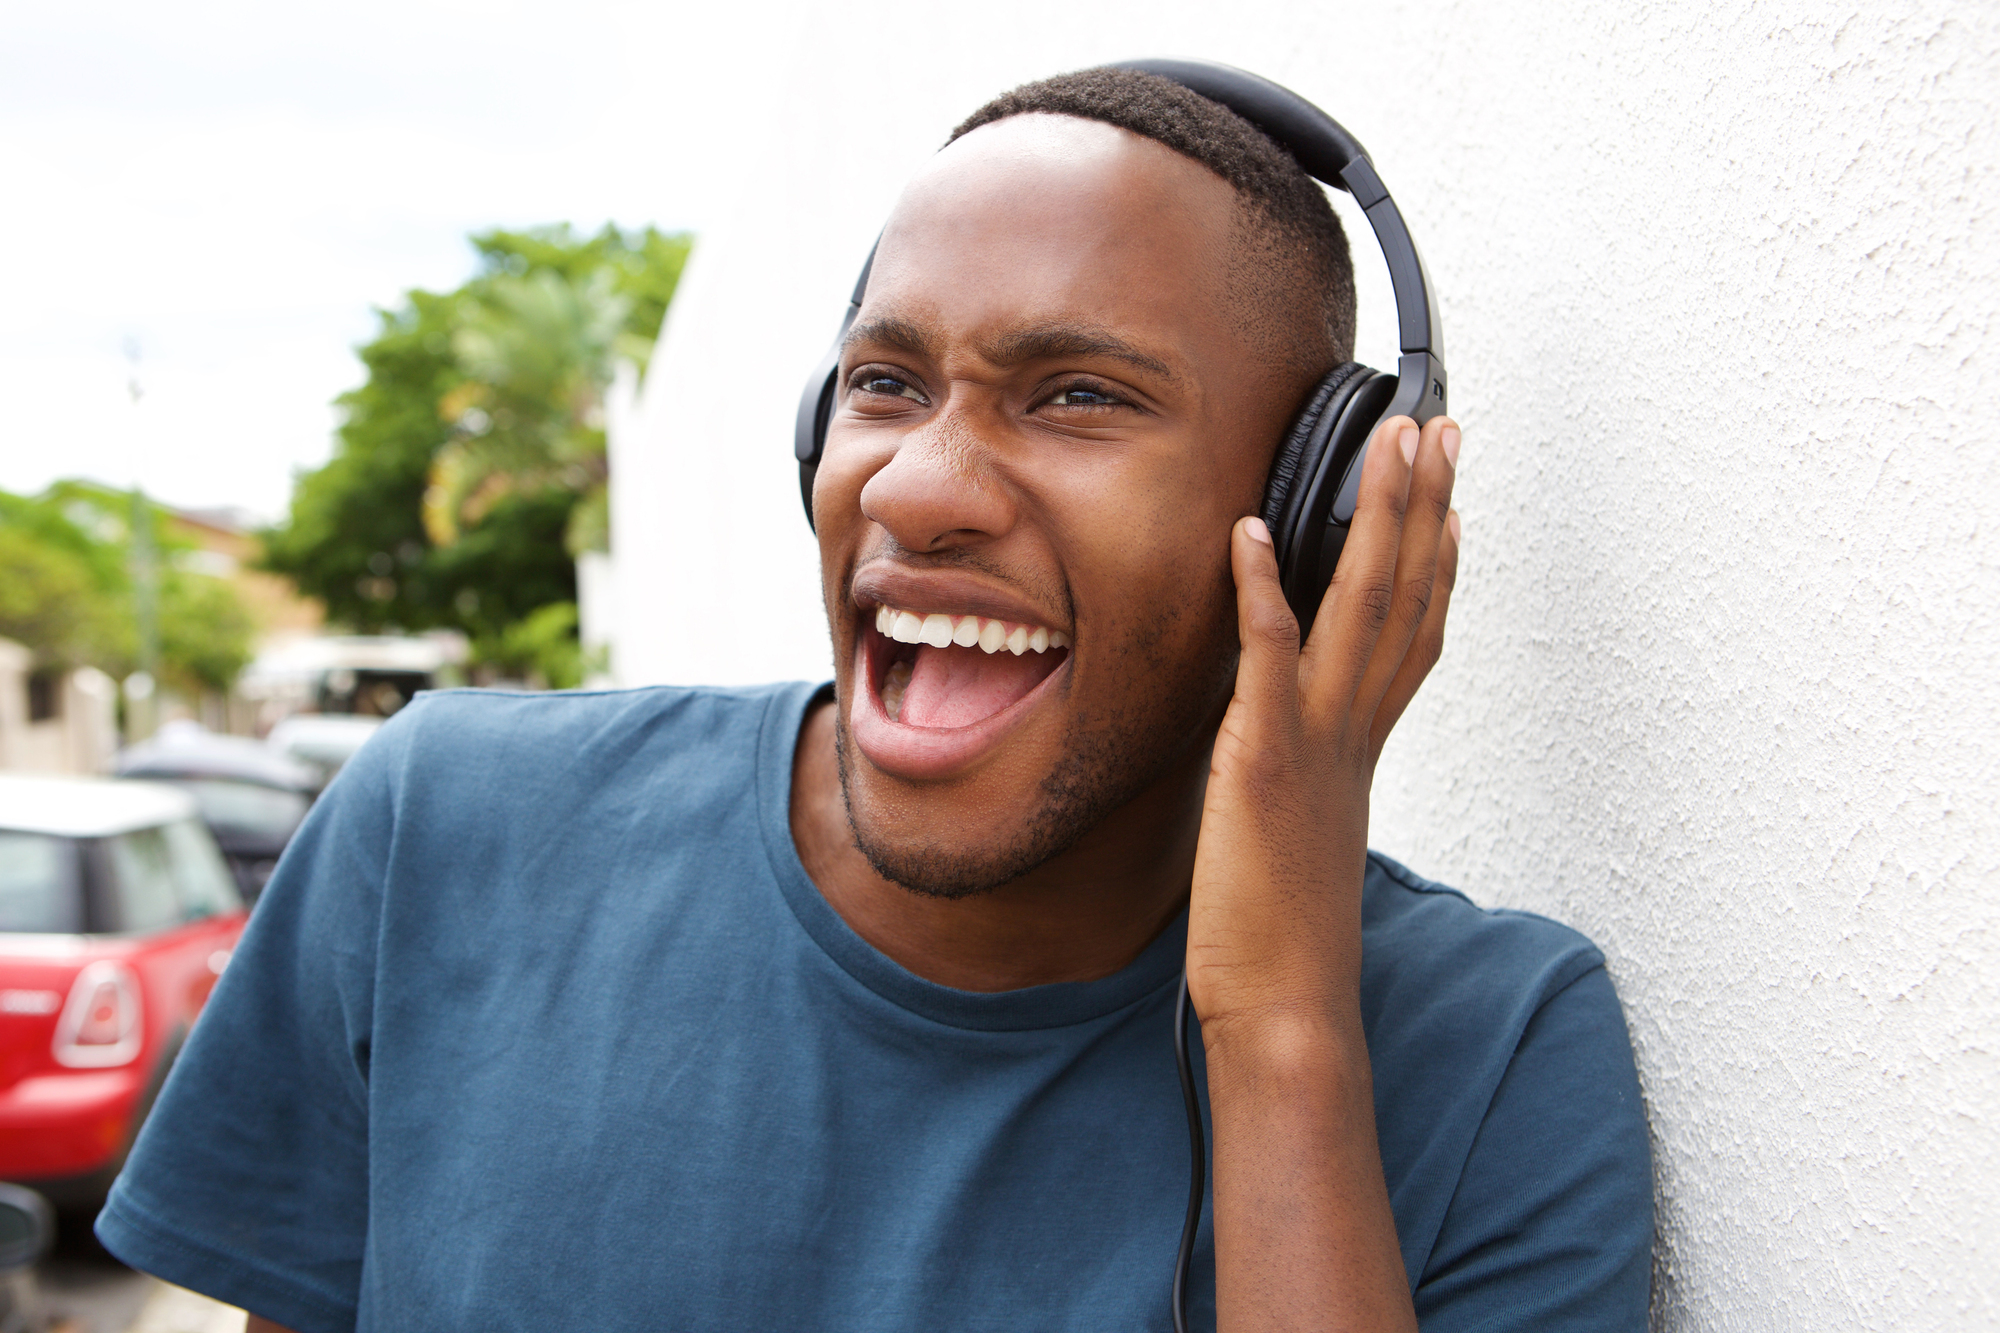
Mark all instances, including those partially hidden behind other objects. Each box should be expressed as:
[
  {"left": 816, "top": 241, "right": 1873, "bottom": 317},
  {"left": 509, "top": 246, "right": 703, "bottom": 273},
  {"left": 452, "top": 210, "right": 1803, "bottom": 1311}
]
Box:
[{"left": 99, "top": 68, "right": 1651, "bottom": 1330}]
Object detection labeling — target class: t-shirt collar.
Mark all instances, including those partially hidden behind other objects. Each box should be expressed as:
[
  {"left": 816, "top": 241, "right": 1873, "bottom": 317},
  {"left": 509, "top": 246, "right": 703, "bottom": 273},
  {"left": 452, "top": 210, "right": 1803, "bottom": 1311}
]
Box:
[{"left": 756, "top": 682, "right": 1187, "bottom": 1033}]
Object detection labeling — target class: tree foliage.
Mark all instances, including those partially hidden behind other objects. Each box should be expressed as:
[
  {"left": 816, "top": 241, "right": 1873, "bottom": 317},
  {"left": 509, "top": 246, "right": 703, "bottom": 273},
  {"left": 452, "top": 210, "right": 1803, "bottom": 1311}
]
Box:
[
  {"left": 0, "top": 483, "right": 255, "bottom": 694},
  {"left": 261, "top": 224, "right": 689, "bottom": 680}
]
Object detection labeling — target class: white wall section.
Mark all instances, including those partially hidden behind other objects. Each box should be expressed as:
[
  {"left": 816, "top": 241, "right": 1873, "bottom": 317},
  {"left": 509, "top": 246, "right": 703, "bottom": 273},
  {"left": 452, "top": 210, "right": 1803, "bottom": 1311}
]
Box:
[{"left": 611, "top": 2, "right": 1999, "bottom": 1325}]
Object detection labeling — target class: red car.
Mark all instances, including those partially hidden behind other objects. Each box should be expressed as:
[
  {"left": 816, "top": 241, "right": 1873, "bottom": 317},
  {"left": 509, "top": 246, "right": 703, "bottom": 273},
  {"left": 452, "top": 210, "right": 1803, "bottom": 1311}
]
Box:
[{"left": 0, "top": 774, "right": 247, "bottom": 1210}]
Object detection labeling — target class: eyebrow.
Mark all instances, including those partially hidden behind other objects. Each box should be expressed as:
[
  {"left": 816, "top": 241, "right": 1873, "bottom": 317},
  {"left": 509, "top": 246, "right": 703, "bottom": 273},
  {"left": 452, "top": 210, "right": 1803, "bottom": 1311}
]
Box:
[
  {"left": 987, "top": 323, "right": 1182, "bottom": 386},
  {"left": 843, "top": 317, "right": 937, "bottom": 362},
  {"left": 843, "top": 316, "right": 1184, "bottom": 388}
]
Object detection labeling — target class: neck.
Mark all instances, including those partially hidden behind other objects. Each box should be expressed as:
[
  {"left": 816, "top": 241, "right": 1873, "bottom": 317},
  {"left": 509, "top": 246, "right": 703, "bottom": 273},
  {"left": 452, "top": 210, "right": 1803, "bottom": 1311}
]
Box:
[{"left": 789, "top": 696, "right": 1205, "bottom": 992}]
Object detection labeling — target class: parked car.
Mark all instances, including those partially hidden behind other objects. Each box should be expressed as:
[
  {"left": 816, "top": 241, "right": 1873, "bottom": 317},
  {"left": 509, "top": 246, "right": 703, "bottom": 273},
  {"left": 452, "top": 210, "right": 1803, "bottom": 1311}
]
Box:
[
  {"left": 115, "top": 721, "right": 317, "bottom": 903},
  {"left": 264, "top": 713, "right": 384, "bottom": 792},
  {"left": 0, "top": 775, "right": 247, "bottom": 1212},
  {"left": 0, "top": 1184, "right": 51, "bottom": 1333}
]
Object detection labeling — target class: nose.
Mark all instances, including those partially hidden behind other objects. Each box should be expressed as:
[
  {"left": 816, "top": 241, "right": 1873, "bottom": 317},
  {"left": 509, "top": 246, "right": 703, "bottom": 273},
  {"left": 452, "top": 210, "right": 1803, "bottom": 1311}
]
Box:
[{"left": 858, "top": 398, "right": 1016, "bottom": 553}]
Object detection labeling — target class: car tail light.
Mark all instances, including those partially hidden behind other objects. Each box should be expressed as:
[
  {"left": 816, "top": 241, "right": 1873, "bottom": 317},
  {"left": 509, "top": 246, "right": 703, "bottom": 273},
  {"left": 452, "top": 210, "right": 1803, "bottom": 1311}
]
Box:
[{"left": 52, "top": 961, "right": 143, "bottom": 1068}]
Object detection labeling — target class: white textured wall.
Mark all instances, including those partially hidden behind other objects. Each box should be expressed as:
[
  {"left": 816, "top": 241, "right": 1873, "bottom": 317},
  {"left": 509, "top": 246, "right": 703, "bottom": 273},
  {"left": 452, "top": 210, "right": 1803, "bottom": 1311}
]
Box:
[{"left": 611, "top": 2, "right": 2000, "bottom": 1326}]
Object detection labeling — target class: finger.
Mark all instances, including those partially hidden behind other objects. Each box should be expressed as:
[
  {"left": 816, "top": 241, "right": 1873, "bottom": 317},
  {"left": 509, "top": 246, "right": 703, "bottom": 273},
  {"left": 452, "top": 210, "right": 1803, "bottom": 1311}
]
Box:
[
  {"left": 1228, "top": 516, "right": 1305, "bottom": 733},
  {"left": 1370, "top": 507, "right": 1460, "bottom": 757},
  {"left": 1353, "top": 416, "right": 1458, "bottom": 720},
  {"left": 1299, "top": 414, "right": 1416, "bottom": 706}
]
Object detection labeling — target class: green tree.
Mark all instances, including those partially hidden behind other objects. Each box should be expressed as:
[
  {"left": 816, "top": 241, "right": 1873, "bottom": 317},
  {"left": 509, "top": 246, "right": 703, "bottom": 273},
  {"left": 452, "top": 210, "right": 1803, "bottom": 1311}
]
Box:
[
  {"left": 0, "top": 484, "right": 254, "bottom": 695},
  {"left": 261, "top": 223, "right": 688, "bottom": 682}
]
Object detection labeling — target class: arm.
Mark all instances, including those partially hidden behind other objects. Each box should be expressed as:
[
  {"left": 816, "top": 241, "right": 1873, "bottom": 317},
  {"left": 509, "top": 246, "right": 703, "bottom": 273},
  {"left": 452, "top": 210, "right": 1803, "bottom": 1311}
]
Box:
[
  {"left": 246, "top": 1320, "right": 299, "bottom": 1333},
  {"left": 1191, "top": 412, "right": 1460, "bottom": 1332}
]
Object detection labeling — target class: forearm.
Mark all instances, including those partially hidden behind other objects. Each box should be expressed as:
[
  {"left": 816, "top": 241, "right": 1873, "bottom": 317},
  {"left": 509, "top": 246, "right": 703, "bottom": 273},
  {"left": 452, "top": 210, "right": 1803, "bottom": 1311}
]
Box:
[{"left": 1205, "top": 1015, "right": 1418, "bottom": 1333}]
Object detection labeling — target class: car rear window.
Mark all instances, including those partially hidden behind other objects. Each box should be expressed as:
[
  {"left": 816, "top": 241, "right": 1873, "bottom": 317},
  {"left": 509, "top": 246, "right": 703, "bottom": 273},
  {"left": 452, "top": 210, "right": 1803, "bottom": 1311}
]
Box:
[
  {"left": 0, "top": 830, "right": 81, "bottom": 933},
  {"left": 162, "top": 818, "right": 241, "bottom": 919},
  {"left": 108, "top": 827, "right": 182, "bottom": 932},
  {"left": 107, "top": 819, "right": 242, "bottom": 932}
]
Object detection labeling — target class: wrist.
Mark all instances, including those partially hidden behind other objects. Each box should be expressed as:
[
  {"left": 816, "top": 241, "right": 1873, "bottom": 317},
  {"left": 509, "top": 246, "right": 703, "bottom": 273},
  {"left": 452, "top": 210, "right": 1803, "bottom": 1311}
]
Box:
[{"left": 1199, "top": 1003, "right": 1372, "bottom": 1102}]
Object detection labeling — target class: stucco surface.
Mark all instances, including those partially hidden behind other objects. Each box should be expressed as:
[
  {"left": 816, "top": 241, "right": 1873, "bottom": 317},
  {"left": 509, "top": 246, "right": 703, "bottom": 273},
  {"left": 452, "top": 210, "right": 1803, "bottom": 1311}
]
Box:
[{"left": 610, "top": 1, "right": 2000, "bottom": 1325}]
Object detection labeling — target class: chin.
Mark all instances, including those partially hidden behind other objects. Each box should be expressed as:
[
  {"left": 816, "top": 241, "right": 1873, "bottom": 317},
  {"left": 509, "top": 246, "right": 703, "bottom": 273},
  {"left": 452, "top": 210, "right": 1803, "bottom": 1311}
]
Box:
[{"left": 832, "top": 684, "right": 1216, "bottom": 901}]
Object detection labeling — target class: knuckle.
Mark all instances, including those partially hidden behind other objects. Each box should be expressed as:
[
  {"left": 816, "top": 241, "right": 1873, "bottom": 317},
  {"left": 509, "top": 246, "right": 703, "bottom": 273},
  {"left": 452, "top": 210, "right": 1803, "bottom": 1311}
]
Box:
[
  {"left": 1381, "top": 484, "right": 1410, "bottom": 524},
  {"left": 1397, "top": 578, "right": 1433, "bottom": 626},
  {"left": 1245, "top": 605, "right": 1300, "bottom": 650},
  {"left": 1356, "top": 580, "right": 1396, "bottom": 631}
]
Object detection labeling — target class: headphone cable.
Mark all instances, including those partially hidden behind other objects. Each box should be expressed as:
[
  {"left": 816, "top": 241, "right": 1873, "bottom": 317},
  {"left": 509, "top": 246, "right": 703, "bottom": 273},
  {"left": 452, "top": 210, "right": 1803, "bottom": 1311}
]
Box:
[{"left": 1172, "top": 969, "right": 1205, "bottom": 1333}]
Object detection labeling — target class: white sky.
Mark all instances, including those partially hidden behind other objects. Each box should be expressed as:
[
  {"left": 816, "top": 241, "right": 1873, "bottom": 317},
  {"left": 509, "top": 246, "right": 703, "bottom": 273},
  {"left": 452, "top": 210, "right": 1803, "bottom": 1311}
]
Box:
[{"left": 0, "top": 0, "right": 781, "bottom": 521}]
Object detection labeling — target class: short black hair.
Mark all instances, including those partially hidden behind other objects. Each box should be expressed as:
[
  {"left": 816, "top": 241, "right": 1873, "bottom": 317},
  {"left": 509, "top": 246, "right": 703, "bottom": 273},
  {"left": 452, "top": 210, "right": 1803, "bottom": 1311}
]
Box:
[{"left": 949, "top": 66, "right": 1357, "bottom": 372}]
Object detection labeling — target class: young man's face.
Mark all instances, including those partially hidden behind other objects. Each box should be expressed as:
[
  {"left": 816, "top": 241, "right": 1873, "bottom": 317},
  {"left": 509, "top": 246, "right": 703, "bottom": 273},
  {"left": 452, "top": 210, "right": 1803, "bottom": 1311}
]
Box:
[{"left": 814, "top": 113, "right": 1313, "bottom": 896}]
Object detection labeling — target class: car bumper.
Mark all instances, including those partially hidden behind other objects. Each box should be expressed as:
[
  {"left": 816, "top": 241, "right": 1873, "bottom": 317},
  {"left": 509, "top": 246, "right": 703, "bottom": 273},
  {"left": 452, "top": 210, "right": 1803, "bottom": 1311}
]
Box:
[{"left": 0, "top": 1067, "right": 145, "bottom": 1182}]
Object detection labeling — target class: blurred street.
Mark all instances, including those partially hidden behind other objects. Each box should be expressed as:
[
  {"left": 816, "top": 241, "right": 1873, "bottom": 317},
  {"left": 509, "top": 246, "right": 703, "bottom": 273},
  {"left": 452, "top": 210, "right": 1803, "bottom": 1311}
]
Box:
[{"left": 34, "top": 1226, "right": 242, "bottom": 1333}]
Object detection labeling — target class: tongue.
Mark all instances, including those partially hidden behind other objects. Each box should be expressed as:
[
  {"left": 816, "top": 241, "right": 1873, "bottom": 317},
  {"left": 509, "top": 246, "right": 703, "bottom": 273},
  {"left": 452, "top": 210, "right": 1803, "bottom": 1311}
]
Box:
[{"left": 898, "top": 643, "right": 1063, "bottom": 729}]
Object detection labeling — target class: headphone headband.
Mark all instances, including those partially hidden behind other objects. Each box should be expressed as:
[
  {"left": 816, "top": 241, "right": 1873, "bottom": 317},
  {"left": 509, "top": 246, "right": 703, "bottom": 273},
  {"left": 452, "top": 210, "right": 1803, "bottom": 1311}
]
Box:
[{"left": 1111, "top": 59, "right": 1442, "bottom": 363}]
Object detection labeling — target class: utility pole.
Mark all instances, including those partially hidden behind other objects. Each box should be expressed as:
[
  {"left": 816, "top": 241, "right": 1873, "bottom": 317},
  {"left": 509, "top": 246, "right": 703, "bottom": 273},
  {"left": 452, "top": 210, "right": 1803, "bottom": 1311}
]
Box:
[{"left": 125, "top": 338, "right": 160, "bottom": 741}]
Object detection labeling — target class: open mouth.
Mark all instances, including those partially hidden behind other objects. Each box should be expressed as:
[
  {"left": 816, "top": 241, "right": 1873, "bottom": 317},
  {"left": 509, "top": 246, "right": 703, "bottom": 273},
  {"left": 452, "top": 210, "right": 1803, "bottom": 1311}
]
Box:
[{"left": 865, "top": 604, "right": 1070, "bottom": 730}]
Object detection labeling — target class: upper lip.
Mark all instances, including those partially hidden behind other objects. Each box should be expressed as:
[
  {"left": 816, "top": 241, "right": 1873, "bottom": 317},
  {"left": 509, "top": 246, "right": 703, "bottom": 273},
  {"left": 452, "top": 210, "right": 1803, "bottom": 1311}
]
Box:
[{"left": 850, "top": 563, "right": 1068, "bottom": 634}]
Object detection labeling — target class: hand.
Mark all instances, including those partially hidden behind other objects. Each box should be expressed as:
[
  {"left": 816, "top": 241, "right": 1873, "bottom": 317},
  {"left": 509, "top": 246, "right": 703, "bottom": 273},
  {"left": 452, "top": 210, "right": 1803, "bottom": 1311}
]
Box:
[
  {"left": 1187, "top": 412, "right": 1461, "bottom": 1040},
  {"left": 1189, "top": 412, "right": 1457, "bottom": 1333}
]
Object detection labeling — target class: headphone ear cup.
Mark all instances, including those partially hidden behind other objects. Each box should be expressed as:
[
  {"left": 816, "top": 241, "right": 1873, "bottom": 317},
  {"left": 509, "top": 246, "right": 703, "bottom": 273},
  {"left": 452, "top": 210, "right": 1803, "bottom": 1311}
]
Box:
[
  {"left": 795, "top": 350, "right": 843, "bottom": 532},
  {"left": 1259, "top": 362, "right": 1390, "bottom": 634},
  {"left": 795, "top": 363, "right": 838, "bottom": 531},
  {"left": 1261, "top": 363, "right": 1367, "bottom": 534}
]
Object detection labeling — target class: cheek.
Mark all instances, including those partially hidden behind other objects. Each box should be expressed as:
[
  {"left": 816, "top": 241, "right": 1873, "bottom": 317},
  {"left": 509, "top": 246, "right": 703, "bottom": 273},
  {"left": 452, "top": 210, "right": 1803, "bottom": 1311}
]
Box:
[
  {"left": 1066, "top": 484, "right": 1238, "bottom": 681},
  {"left": 811, "top": 431, "right": 875, "bottom": 541},
  {"left": 812, "top": 430, "right": 894, "bottom": 600}
]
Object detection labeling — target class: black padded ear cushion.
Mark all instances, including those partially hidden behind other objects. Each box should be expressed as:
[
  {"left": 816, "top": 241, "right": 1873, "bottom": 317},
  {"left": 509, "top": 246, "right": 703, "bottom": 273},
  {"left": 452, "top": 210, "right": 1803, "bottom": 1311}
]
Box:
[{"left": 1261, "top": 361, "right": 1369, "bottom": 534}]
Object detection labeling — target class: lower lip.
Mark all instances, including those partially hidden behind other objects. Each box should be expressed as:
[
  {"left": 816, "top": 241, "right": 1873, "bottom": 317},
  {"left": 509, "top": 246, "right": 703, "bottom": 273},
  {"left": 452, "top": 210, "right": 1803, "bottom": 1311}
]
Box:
[{"left": 846, "top": 622, "right": 1070, "bottom": 781}]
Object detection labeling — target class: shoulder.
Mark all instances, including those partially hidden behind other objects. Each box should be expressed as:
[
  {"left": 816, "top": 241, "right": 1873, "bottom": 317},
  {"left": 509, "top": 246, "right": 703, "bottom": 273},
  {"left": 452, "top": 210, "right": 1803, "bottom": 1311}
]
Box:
[
  {"left": 306, "top": 680, "right": 819, "bottom": 864},
  {"left": 347, "top": 681, "right": 812, "bottom": 797},
  {"left": 1360, "top": 850, "right": 1608, "bottom": 1023},
  {"left": 1359, "top": 852, "right": 1650, "bottom": 1322},
  {"left": 383, "top": 680, "right": 812, "bottom": 760}
]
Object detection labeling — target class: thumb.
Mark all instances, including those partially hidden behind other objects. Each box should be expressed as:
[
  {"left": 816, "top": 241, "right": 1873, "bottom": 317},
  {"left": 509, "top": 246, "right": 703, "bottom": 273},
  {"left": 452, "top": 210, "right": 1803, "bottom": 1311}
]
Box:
[{"left": 1230, "top": 517, "right": 1303, "bottom": 720}]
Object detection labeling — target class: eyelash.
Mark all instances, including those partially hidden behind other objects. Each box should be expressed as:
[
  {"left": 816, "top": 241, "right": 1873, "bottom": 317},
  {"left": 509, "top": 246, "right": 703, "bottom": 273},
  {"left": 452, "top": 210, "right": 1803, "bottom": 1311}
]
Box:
[
  {"left": 1042, "top": 380, "right": 1124, "bottom": 410},
  {"left": 850, "top": 368, "right": 927, "bottom": 404},
  {"left": 845, "top": 368, "right": 1131, "bottom": 414}
]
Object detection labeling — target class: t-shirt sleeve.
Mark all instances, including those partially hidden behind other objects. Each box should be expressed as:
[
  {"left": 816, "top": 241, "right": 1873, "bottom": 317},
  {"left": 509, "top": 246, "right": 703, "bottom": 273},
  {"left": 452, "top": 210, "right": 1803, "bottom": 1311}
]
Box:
[
  {"left": 1412, "top": 963, "right": 1654, "bottom": 1332},
  {"left": 94, "top": 711, "right": 410, "bottom": 1333}
]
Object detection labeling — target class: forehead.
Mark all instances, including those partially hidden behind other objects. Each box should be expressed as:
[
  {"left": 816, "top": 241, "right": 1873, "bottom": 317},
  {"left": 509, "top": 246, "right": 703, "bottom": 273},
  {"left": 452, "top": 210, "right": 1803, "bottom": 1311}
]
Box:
[{"left": 861, "top": 114, "right": 1240, "bottom": 347}]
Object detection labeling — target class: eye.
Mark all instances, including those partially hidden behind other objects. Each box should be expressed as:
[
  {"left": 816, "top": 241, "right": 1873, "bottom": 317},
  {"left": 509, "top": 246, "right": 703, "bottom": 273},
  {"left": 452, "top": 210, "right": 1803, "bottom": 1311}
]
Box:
[
  {"left": 851, "top": 368, "right": 927, "bottom": 404},
  {"left": 1046, "top": 381, "right": 1123, "bottom": 409}
]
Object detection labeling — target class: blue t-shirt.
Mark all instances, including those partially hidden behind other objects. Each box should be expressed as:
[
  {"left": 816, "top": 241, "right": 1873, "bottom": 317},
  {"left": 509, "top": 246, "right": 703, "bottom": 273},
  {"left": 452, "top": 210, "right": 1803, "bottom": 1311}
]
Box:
[{"left": 98, "top": 683, "right": 1651, "bottom": 1331}]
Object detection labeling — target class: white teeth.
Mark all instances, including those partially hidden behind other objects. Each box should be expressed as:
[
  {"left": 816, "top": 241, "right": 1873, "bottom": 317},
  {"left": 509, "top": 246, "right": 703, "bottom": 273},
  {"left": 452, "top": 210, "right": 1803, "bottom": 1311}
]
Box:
[{"left": 871, "top": 603, "right": 1071, "bottom": 656}]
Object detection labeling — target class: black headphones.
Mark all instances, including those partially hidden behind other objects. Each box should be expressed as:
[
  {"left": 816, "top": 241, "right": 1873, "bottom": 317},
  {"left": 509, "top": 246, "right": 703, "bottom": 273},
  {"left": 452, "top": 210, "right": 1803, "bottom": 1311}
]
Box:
[{"left": 794, "top": 59, "right": 1446, "bottom": 636}]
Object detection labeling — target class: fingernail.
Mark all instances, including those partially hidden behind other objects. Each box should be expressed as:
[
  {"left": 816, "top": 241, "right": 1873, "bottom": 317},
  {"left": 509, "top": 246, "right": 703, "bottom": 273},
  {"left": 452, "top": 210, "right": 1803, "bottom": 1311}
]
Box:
[
  {"left": 1243, "top": 516, "right": 1272, "bottom": 546},
  {"left": 1399, "top": 424, "right": 1419, "bottom": 466},
  {"left": 1448, "top": 510, "right": 1462, "bottom": 541},
  {"left": 1442, "top": 425, "right": 1461, "bottom": 467}
]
